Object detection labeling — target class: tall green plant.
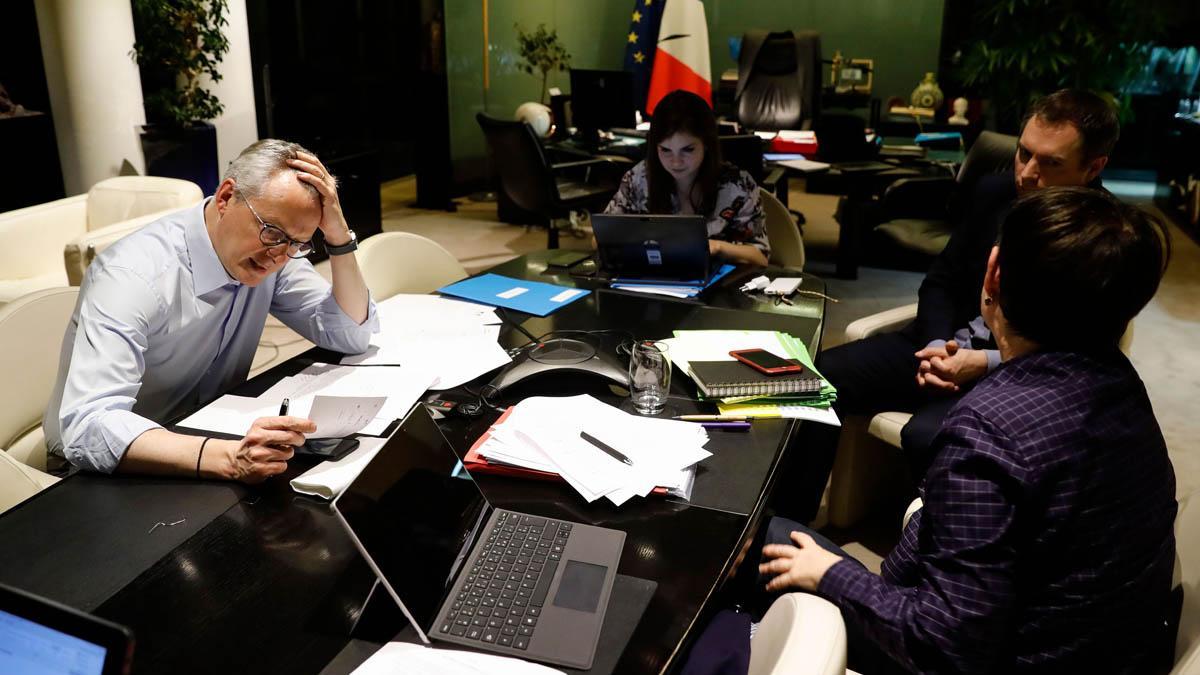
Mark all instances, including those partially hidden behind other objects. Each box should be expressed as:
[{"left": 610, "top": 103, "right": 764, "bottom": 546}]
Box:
[
  {"left": 130, "top": 0, "right": 231, "bottom": 128},
  {"left": 515, "top": 23, "right": 571, "bottom": 105},
  {"left": 957, "top": 0, "right": 1165, "bottom": 130}
]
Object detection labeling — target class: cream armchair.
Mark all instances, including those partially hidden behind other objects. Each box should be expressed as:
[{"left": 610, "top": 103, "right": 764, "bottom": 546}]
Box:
[{"left": 0, "top": 176, "right": 202, "bottom": 303}]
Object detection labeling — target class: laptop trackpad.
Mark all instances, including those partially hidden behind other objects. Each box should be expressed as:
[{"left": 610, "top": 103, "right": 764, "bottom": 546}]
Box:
[{"left": 552, "top": 560, "right": 607, "bottom": 613}]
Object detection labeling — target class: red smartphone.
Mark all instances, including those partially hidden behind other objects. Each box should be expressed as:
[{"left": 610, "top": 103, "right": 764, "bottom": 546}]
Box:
[{"left": 729, "top": 348, "right": 804, "bottom": 376}]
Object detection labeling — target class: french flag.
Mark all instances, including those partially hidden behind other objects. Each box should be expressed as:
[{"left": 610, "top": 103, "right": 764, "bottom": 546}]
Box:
[{"left": 645, "top": 0, "right": 712, "bottom": 115}]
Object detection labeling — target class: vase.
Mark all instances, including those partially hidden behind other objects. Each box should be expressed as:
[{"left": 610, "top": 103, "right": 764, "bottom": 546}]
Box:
[{"left": 910, "top": 72, "right": 944, "bottom": 111}]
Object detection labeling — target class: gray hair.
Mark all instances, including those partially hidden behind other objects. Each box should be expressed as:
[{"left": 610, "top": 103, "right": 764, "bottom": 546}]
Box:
[{"left": 222, "top": 139, "right": 325, "bottom": 200}]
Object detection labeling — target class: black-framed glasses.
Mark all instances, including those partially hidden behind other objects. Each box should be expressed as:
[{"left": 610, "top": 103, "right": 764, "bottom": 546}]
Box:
[{"left": 236, "top": 188, "right": 314, "bottom": 259}]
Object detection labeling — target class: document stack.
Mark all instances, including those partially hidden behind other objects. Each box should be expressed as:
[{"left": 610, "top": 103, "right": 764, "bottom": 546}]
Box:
[
  {"left": 465, "top": 395, "right": 712, "bottom": 506},
  {"left": 663, "top": 330, "right": 841, "bottom": 427},
  {"left": 341, "top": 294, "right": 513, "bottom": 389}
]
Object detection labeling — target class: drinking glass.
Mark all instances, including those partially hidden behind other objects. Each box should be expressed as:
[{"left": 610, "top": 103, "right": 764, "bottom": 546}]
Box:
[{"left": 629, "top": 341, "right": 671, "bottom": 415}]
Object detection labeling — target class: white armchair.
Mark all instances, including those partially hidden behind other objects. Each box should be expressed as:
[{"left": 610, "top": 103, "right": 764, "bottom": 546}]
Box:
[
  {"left": 750, "top": 593, "right": 850, "bottom": 675},
  {"left": 0, "top": 176, "right": 202, "bottom": 303}
]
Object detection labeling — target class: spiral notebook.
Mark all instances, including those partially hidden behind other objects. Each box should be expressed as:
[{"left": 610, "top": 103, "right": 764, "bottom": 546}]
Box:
[{"left": 688, "top": 360, "right": 824, "bottom": 398}]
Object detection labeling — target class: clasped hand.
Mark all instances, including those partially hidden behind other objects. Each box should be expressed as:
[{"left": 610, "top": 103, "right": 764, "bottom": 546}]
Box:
[{"left": 914, "top": 340, "right": 988, "bottom": 393}]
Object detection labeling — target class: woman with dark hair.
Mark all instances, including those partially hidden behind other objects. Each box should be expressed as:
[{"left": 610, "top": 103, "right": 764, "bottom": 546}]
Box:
[
  {"left": 751, "top": 187, "right": 1177, "bottom": 673},
  {"left": 603, "top": 89, "right": 769, "bottom": 266}
]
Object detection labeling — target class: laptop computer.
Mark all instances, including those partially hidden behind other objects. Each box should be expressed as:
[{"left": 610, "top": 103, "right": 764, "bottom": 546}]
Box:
[
  {"left": 590, "top": 213, "right": 710, "bottom": 283},
  {"left": 332, "top": 405, "right": 626, "bottom": 670},
  {"left": 0, "top": 582, "right": 134, "bottom": 675}
]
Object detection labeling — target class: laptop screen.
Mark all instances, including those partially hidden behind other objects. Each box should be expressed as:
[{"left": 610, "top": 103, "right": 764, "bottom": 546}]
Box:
[
  {"left": 0, "top": 610, "right": 108, "bottom": 675},
  {"left": 335, "top": 406, "right": 489, "bottom": 632}
]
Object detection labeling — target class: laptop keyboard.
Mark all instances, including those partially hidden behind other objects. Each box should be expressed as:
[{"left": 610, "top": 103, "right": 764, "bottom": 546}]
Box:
[{"left": 439, "top": 512, "right": 572, "bottom": 650}]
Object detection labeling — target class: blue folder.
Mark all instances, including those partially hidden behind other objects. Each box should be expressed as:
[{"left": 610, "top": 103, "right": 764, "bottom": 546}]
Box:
[
  {"left": 610, "top": 264, "right": 736, "bottom": 297},
  {"left": 437, "top": 273, "right": 590, "bottom": 317}
]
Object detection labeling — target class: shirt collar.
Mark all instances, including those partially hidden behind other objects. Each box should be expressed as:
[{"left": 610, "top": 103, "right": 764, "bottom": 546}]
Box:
[{"left": 186, "top": 197, "right": 240, "bottom": 296}]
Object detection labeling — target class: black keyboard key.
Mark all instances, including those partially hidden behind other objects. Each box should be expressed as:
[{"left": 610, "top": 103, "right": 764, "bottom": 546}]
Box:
[
  {"left": 522, "top": 616, "right": 537, "bottom": 627},
  {"left": 504, "top": 616, "right": 520, "bottom": 627},
  {"left": 451, "top": 625, "right": 467, "bottom": 637},
  {"left": 514, "top": 637, "right": 529, "bottom": 650},
  {"left": 519, "top": 625, "right": 534, "bottom": 636},
  {"left": 527, "top": 606, "right": 541, "bottom": 617},
  {"left": 477, "top": 607, "right": 492, "bottom": 617},
  {"left": 467, "top": 628, "right": 483, "bottom": 640},
  {"left": 531, "top": 559, "right": 558, "bottom": 607},
  {"left": 509, "top": 605, "right": 525, "bottom": 617},
  {"left": 499, "top": 635, "right": 514, "bottom": 646},
  {"left": 471, "top": 616, "right": 487, "bottom": 627},
  {"left": 440, "top": 622, "right": 451, "bottom": 634},
  {"left": 513, "top": 596, "right": 528, "bottom": 607},
  {"left": 522, "top": 516, "right": 547, "bottom": 527},
  {"left": 549, "top": 552, "right": 562, "bottom": 561},
  {"left": 455, "top": 616, "right": 470, "bottom": 627},
  {"left": 502, "top": 626, "right": 517, "bottom": 636},
  {"left": 480, "top": 597, "right": 496, "bottom": 608},
  {"left": 487, "top": 618, "right": 503, "bottom": 629},
  {"left": 494, "top": 608, "right": 508, "bottom": 618},
  {"left": 482, "top": 630, "right": 498, "bottom": 644},
  {"left": 521, "top": 579, "right": 537, "bottom": 590}
]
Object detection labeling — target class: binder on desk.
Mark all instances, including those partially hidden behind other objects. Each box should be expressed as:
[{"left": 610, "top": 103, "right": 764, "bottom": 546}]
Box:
[
  {"left": 437, "top": 273, "right": 589, "bottom": 316},
  {"left": 688, "top": 360, "right": 823, "bottom": 398}
]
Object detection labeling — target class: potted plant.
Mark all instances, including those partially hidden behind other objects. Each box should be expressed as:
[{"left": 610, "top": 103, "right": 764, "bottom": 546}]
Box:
[
  {"left": 130, "top": 0, "right": 230, "bottom": 194},
  {"left": 513, "top": 23, "right": 570, "bottom": 137}
]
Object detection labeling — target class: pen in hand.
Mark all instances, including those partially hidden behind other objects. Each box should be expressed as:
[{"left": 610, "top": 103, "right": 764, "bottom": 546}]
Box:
[
  {"left": 279, "top": 398, "right": 290, "bottom": 416},
  {"left": 579, "top": 431, "right": 634, "bottom": 466}
]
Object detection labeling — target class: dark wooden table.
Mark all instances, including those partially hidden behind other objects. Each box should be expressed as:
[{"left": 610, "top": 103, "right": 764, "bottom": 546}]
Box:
[{"left": 0, "top": 255, "right": 826, "bottom": 674}]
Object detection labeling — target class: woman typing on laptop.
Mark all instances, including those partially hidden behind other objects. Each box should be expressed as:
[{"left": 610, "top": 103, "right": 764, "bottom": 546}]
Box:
[{"left": 602, "top": 90, "right": 770, "bottom": 267}]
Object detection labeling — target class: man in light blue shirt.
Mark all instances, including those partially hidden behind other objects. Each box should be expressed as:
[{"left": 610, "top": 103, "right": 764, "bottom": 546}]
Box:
[{"left": 45, "top": 139, "right": 379, "bottom": 482}]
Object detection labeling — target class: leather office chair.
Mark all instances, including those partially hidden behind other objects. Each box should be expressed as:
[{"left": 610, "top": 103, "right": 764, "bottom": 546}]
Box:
[
  {"left": 476, "top": 113, "right": 625, "bottom": 249},
  {"left": 356, "top": 231, "right": 467, "bottom": 299},
  {"left": 735, "top": 30, "right": 822, "bottom": 132},
  {"left": 0, "top": 287, "right": 79, "bottom": 472},
  {"left": 761, "top": 188, "right": 805, "bottom": 269},
  {"left": 873, "top": 131, "right": 1018, "bottom": 258},
  {"left": 0, "top": 449, "right": 56, "bottom": 516}
]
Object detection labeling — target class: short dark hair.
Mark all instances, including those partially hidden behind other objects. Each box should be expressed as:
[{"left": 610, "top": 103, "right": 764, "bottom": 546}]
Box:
[
  {"left": 1022, "top": 89, "right": 1120, "bottom": 163},
  {"left": 646, "top": 90, "right": 722, "bottom": 216},
  {"left": 996, "top": 186, "right": 1169, "bottom": 351}
]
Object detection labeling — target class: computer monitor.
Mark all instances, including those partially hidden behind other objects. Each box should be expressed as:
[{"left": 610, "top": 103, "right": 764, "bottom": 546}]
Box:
[
  {"left": 0, "top": 583, "right": 134, "bottom": 675},
  {"left": 569, "top": 69, "right": 636, "bottom": 145}
]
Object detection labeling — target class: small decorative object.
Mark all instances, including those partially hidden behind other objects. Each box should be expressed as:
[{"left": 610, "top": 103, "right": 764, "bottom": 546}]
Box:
[
  {"left": 835, "top": 58, "right": 874, "bottom": 95},
  {"left": 514, "top": 23, "right": 571, "bottom": 105},
  {"left": 515, "top": 101, "right": 553, "bottom": 138},
  {"left": 948, "top": 97, "right": 970, "bottom": 125},
  {"left": 910, "top": 72, "right": 944, "bottom": 111}
]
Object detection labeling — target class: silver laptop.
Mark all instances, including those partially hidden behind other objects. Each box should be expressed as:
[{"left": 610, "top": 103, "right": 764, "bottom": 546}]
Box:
[
  {"left": 332, "top": 405, "right": 625, "bottom": 670},
  {"left": 591, "top": 213, "right": 710, "bottom": 283}
]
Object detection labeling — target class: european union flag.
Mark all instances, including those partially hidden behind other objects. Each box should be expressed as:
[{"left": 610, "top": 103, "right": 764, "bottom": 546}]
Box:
[{"left": 623, "top": 0, "right": 665, "bottom": 115}]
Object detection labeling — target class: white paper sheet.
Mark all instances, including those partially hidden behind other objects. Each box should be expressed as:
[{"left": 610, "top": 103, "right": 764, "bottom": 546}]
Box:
[
  {"left": 306, "top": 395, "right": 386, "bottom": 438},
  {"left": 289, "top": 436, "right": 389, "bottom": 500},
  {"left": 352, "top": 642, "right": 563, "bottom": 675}
]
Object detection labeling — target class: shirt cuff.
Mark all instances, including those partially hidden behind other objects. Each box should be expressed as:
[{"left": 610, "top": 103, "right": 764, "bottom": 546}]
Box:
[
  {"left": 984, "top": 348, "right": 1001, "bottom": 373},
  {"left": 313, "top": 294, "right": 380, "bottom": 354},
  {"left": 66, "top": 410, "right": 162, "bottom": 474},
  {"left": 816, "top": 558, "right": 876, "bottom": 607},
  {"left": 924, "top": 338, "right": 947, "bottom": 352}
]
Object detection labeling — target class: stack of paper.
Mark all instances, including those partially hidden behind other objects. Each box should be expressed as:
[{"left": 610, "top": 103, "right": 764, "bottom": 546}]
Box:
[
  {"left": 342, "top": 294, "right": 512, "bottom": 389},
  {"left": 662, "top": 330, "right": 840, "bottom": 426},
  {"left": 610, "top": 264, "right": 736, "bottom": 298},
  {"left": 179, "top": 362, "right": 435, "bottom": 437},
  {"left": 471, "top": 395, "right": 711, "bottom": 506}
]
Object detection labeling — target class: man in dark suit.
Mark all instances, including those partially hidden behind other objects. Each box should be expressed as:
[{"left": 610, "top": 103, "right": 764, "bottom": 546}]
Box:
[{"left": 782, "top": 89, "right": 1120, "bottom": 522}]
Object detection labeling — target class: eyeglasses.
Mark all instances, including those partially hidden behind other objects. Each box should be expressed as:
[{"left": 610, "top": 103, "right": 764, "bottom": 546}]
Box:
[{"left": 236, "top": 189, "right": 314, "bottom": 259}]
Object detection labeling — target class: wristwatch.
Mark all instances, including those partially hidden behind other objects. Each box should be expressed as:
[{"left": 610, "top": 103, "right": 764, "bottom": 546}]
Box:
[{"left": 325, "top": 229, "right": 358, "bottom": 256}]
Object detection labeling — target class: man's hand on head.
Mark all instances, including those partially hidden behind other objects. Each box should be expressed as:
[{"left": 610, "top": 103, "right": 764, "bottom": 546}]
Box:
[{"left": 288, "top": 151, "right": 352, "bottom": 246}]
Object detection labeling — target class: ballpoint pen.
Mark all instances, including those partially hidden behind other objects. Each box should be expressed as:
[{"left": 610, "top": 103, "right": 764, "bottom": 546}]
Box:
[
  {"left": 579, "top": 431, "right": 634, "bottom": 466},
  {"left": 279, "top": 398, "right": 290, "bottom": 416}
]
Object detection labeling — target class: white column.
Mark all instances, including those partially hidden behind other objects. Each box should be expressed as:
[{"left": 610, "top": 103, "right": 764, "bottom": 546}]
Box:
[
  {"left": 35, "top": 0, "right": 147, "bottom": 196},
  {"left": 203, "top": 0, "right": 259, "bottom": 176}
]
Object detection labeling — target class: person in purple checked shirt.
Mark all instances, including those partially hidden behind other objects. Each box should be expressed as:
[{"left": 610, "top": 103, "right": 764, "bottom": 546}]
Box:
[{"left": 760, "top": 186, "right": 1177, "bottom": 673}]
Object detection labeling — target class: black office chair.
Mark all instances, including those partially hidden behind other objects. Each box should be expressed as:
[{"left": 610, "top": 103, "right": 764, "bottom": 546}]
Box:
[
  {"left": 734, "top": 30, "right": 822, "bottom": 132},
  {"left": 718, "top": 134, "right": 805, "bottom": 226},
  {"left": 872, "top": 130, "right": 1018, "bottom": 258},
  {"left": 476, "top": 113, "right": 627, "bottom": 249}
]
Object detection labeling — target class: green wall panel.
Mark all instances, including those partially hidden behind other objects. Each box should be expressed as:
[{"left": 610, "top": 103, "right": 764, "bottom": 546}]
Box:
[{"left": 445, "top": 0, "right": 944, "bottom": 175}]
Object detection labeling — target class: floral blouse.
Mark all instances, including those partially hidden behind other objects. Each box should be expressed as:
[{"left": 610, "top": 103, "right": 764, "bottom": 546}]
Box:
[{"left": 603, "top": 160, "right": 770, "bottom": 258}]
